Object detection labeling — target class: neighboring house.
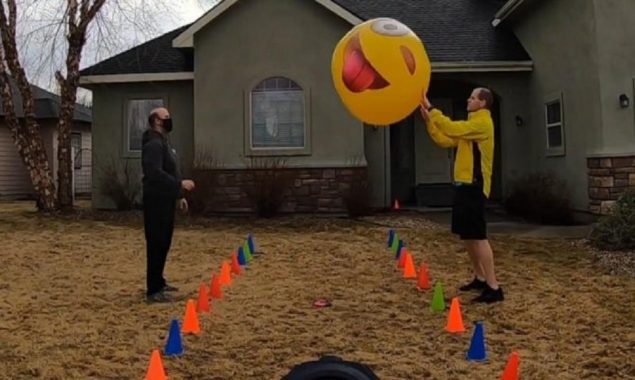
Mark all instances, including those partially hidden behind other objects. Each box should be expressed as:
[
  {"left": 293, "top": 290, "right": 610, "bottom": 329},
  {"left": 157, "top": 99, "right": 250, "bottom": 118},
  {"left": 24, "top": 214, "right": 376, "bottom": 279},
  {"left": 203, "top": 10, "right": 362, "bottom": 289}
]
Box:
[
  {"left": 78, "top": 0, "right": 635, "bottom": 215},
  {"left": 0, "top": 82, "right": 92, "bottom": 199}
]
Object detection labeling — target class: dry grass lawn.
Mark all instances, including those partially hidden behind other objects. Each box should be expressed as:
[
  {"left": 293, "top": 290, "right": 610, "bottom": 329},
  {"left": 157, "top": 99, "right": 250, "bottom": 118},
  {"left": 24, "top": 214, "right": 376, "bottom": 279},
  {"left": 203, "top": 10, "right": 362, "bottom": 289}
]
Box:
[{"left": 0, "top": 202, "right": 634, "bottom": 380}]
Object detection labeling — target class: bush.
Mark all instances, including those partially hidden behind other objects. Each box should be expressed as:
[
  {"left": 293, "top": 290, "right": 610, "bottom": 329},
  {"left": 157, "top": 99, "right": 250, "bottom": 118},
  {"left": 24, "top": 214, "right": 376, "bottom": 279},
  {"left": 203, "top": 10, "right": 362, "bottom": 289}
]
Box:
[
  {"left": 243, "top": 157, "right": 296, "bottom": 218},
  {"left": 98, "top": 159, "right": 141, "bottom": 211},
  {"left": 188, "top": 149, "right": 224, "bottom": 216},
  {"left": 589, "top": 190, "right": 635, "bottom": 251},
  {"left": 503, "top": 172, "right": 574, "bottom": 225},
  {"left": 343, "top": 175, "right": 372, "bottom": 218}
]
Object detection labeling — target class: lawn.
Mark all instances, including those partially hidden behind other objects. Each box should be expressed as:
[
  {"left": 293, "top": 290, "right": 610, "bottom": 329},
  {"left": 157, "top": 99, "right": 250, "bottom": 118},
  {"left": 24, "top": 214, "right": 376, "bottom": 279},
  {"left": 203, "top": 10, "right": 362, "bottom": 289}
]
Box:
[{"left": 0, "top": 202, "right": 633, "bottom": 379}]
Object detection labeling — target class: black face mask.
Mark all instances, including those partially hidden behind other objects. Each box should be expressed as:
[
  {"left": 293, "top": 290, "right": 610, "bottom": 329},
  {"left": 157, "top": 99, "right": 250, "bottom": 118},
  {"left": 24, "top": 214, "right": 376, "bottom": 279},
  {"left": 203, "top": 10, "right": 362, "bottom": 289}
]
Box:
[{"left": 162, "top": 118, "right": 173, "bottom": 133}]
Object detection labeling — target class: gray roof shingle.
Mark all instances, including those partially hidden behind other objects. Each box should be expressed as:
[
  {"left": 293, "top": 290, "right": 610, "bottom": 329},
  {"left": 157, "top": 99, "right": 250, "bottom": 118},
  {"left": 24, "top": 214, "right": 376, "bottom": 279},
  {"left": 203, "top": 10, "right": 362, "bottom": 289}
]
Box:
[
  {"left": 1, "top": 78, "right": 92, "bottom": 123},
  {"left": 80, "top": 24, "right": 193, "bottom": 76},
  {"left": 332, "top": 0, "right": 529, "bottom": 62},
  {"left": 80, "top": 0, "right": 529, "bottom": 76}
]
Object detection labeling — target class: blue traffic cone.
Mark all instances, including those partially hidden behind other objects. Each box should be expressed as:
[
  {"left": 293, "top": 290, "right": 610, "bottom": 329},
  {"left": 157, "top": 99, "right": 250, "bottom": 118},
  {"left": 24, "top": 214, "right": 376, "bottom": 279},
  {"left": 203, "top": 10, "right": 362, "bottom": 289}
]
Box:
[
  {"left": 165, "top": 319, "right": 183, "bottom": 356},
  {"left": 466, "top": 321, "right": 487, "bottom": 362},
  {"left": 238, "top": 246, "right": 247, "bottom": 266},
  {"left": 387, "top": 229, "right": 395, "bottom": 247},
  {"left": 395, "top": 240, "right": 405, "bottom": 260},
  {"left": 248, "top": 234, "right": 256, "bottom": 253}
]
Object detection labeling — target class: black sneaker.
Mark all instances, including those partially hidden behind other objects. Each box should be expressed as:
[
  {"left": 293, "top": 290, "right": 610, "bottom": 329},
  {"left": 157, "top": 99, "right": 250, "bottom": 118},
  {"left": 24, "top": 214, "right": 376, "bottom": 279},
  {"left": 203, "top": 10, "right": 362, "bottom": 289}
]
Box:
[
  {"left": 162, "top": 284, "right": 179, "bottom": 292},
  {"left": 472, "top": 286, "right": 504, "bottom": 304},
  {"left": 145, "top": 291, "right": 173, "bottom": 304},
  {"left": 459, "top": 277, "right": 487, "bottom": 292}
]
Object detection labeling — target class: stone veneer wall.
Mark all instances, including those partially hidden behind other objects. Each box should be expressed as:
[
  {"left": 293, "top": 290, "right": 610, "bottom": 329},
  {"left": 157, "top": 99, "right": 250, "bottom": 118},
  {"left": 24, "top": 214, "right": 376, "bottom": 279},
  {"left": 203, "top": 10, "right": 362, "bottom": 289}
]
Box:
[
  {"left": 190, "top": 167, "right": 368, "bottom": 214},
  {"left": 587, "top": 155, "right": 635, "bottom": 214}
]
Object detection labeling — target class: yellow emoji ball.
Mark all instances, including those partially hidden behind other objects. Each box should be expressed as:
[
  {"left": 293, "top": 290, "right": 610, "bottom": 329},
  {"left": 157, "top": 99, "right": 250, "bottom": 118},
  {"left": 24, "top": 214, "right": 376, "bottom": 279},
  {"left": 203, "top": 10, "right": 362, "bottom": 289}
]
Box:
[{"left": 331, "top": 18, "right": 431, "bottom": 126}]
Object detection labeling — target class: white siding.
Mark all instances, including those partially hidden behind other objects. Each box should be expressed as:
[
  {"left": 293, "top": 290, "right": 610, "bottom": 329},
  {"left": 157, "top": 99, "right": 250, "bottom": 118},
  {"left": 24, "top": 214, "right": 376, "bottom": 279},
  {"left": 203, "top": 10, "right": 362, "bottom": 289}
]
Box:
[
  {"left": 0, "top": 124, "right": 34, "bottom": 198},
  {"left": 0, "top": 121, "right": 93, "bottom": 199},
  {"left": 72, "top": 125, "right": 92, "bottom": 195}
]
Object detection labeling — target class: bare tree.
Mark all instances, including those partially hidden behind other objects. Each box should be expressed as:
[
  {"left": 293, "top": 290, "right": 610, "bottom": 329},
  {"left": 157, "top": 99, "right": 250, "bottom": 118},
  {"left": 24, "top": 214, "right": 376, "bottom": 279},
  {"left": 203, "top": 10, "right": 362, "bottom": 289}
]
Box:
[
  {"left": 1, "top": 0, "right": 203, "bottom": 211},
  {"left": 0, "top": 1, "right": 57, "bottom": 210},
  {"left": 54, "top": 0, "right": 106, "bottom": 210}
]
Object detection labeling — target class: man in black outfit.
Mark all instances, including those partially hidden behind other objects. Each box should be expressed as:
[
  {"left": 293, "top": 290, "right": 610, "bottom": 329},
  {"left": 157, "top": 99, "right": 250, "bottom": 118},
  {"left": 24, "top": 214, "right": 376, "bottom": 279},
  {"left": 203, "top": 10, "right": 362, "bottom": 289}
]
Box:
[{"left": 142, "top": 107, "right": 195, "bottom": 303}]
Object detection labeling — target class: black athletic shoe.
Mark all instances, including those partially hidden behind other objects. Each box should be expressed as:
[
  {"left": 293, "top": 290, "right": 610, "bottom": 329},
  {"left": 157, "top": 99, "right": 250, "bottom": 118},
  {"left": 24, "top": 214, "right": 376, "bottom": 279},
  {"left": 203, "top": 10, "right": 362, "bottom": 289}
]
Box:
[
  {"left": 459, "top": 277, "right": 487, "bottom": 292},
  {"left": 472, "top": 286, "right": 504, "bottom": 304},
  {"left": 145, "top": 291, "right": 173, "bottom": 304},
  {"left": 162, "top": 284, "right": 179, "bottom": 292}
]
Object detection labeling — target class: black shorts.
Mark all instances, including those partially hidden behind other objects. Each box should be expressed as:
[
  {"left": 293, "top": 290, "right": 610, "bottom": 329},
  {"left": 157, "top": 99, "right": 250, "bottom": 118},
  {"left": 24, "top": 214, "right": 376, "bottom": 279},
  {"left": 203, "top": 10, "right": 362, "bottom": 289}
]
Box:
[{"left": 451, "top": 184, "right": 487, "bottom": 240}]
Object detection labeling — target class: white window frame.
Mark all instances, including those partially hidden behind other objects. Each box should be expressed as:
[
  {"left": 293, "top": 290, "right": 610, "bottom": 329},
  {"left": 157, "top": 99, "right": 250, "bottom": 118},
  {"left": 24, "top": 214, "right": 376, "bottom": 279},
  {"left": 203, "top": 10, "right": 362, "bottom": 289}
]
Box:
[
  {"left": 544, "top": 92, "right": 565, "bottom": 157},
  {"left": 244, "top": 76, "right": 311, "bottom": 157},
  {"left": 122, "top": 94, "right": 168, "bottom": 158}
]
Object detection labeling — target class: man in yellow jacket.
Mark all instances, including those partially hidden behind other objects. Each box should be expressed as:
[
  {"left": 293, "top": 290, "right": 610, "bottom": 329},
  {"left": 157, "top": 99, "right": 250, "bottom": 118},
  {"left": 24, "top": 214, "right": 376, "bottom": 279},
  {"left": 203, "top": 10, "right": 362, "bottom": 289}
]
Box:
[{"left": 420, "top": 88, "right": 504, "bottom": 304}]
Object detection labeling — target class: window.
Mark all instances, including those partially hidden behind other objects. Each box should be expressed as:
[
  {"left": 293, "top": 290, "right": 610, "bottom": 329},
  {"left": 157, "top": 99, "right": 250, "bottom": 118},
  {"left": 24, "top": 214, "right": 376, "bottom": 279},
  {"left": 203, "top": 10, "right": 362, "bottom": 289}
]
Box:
[
  {"left": 126, "top": 98, "right": 164, "bottom": 153},
  {"left": 71, "top": 133, "right": 82, "bottom": 169},
  {"left": 250, "top": 77, "right": 305, "bottom": 150},
  {"left": 545, "top": 96, "right": 565, "bottom": 156}
]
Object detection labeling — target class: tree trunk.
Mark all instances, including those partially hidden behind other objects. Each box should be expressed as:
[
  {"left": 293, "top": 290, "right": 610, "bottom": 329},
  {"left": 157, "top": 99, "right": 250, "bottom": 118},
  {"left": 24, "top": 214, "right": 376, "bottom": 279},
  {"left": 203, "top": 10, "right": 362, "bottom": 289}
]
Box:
[
  {"left": 0, "top": 74, "right": 58, "bottom": 210},
  {"left": 56, "top": 0, "right": 106, "bottom": 210},
  {"left": 56, "top": 41, "right": 82, "bottom": 210},
  {"left": 0, "top": 0, "right": 58, "bottom": 211}
]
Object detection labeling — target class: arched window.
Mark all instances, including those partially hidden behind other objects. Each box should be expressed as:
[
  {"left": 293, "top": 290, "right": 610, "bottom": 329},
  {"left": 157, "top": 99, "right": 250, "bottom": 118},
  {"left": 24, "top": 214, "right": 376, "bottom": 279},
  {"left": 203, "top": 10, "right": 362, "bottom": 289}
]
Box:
[{"left": 250, "top": 76, "right": 305, "bottom": 149}]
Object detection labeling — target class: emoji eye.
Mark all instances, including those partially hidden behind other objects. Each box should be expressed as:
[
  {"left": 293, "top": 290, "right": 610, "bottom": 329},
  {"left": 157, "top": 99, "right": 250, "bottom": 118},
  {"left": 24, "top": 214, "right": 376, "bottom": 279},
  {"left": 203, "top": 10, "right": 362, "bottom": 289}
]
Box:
[{"left": 371, "top": 19, "right": 409, "bottom": 36}]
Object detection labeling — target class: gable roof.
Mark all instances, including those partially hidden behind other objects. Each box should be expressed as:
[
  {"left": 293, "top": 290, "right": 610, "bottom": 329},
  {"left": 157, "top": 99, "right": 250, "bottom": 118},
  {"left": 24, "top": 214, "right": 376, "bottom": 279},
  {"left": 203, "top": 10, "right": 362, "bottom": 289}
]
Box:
[
  {"left": 1, "top": 78, "right": 92, "bottom": 123},
  {"left": 172, "top": 0, "right": 363, "bottom": 48},
  {"left": 79, "top": 24, "right": 193, "bottom": 78},
  {"left": 80, "top": 0, "right": 531, "bottom": 81}
]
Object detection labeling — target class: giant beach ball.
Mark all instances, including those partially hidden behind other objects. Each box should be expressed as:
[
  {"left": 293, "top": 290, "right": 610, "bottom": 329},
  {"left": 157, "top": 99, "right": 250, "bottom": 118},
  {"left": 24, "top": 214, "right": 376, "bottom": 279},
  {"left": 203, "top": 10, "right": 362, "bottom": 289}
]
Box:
[{"left": 331, "top": 18, "right": 431, "bottom": 126}]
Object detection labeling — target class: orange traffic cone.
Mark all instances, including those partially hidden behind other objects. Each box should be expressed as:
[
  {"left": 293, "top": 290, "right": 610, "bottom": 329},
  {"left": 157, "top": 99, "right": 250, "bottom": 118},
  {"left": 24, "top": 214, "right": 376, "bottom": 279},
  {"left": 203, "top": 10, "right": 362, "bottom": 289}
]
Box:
[
  {"left": 445, "top": 297, "right": 466, "bottom": 333},
  {"left": 403, "top": 253, "right": 417, "bottom": 279},
  {"left": 231, "top": 252, "right": 241, "bottom": 275},
  {"left": 182, "top": 299, "right": 201, "bottom": 335},
  {"left": 210, "top": 273, "right": 223, "bottom": 300},
  {"left": 144, "top": 349, "right": 167, "bottom": 380},
  {"left": 219, "top": 261, "right": 232, "bottom": 286},
  {"left": 500, "top": 351, "right": 520, "bottom": 380},
  {"left": 393, "top": 199, "right": 400, "bottom": 210},
  {"left": 417, "top": 263, "right": 431, "bottom": 290},
  {"left": 398, "top": 248, "right": 408, "bottom": 269},
  {"left": 196, "top": 282, "right": 210, "bottom": 313}
]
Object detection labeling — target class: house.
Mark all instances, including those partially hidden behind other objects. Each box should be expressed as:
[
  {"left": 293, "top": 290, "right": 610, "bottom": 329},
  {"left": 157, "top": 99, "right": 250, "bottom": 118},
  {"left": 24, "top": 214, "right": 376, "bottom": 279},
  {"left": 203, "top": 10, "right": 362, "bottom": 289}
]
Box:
[
  {"left": 0, "top": 82, "right": 92, "bottom": 199},
  {"left": 78, "top": 0, "right": 635, "bottom": 215}
]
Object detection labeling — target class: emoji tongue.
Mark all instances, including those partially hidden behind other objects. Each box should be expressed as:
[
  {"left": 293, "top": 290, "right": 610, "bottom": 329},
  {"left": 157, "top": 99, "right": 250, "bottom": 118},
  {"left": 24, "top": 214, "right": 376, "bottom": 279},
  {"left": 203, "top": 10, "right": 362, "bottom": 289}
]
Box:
[{"left": 342, "top": 49, "right": 376, "bottom": 92}]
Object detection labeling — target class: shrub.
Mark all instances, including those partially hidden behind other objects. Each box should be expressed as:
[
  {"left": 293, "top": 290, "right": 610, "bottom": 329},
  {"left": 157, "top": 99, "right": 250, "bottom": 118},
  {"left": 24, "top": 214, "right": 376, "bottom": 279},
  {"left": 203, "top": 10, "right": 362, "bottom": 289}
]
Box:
[
  {"left": 97, "top": 159, "right": 141, "bottom": 210},
  {"left": 188, "top": 149, "right": 224, "bottom": 216},
  {"left": 343, "top": 174, "right": 372, "bottom": 218},
  {"left": 243, "top": 157, "right": 296, "bottom": 218},
  {"left": 503, "top": 172, "right": 574, "bottom": 225},
  {"left": 589, "top": 190, "right": 635, "bottom": 251}
]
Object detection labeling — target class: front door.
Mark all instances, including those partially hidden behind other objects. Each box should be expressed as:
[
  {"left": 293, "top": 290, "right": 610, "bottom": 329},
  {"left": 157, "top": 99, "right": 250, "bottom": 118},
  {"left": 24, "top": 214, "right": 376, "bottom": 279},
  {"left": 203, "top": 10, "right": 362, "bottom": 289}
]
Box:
[{"left": 390, "top": 116, "right": 416, "bottom": 205}]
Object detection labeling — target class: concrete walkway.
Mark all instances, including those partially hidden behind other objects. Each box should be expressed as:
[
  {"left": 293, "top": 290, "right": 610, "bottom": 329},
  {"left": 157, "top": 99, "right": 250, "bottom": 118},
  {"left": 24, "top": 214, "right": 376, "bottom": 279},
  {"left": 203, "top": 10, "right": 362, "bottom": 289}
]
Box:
[{"left": 408, "top": 207, "right": 593, "bottom": 240}]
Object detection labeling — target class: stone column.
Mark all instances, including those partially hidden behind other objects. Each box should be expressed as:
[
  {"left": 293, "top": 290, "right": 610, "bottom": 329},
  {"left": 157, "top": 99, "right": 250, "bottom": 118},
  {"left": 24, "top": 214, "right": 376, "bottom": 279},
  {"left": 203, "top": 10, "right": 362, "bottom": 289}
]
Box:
[{"left": 587, "top": 155, "right": 635, "bottom": 214}]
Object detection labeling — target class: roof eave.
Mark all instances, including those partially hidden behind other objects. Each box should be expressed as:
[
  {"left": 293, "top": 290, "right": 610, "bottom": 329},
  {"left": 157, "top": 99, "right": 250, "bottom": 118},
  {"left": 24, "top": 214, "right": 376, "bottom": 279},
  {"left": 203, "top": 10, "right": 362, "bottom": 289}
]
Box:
[
  {"left": 492, "top": 0, "right": 526, "bottom": 27},
  {"left": 432, "top": 60, "right": 533, "bottom": 72}
]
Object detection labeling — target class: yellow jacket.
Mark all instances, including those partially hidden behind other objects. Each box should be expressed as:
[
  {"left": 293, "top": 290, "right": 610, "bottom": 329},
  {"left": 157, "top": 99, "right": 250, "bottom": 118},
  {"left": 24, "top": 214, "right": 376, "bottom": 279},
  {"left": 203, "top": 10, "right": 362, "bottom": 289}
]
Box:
[{"left": 426, "top": 108, "right": 494, "bottom": 197}]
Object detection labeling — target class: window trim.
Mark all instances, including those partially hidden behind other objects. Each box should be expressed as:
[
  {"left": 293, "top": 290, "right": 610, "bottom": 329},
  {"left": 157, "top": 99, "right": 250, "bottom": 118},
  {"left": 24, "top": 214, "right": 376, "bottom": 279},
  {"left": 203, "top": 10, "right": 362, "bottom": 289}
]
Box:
[
  {"left": 544, "top": 92, "right": 565, "bottom": 157},
  {"left": 71, "top": 132, "right": 82, "bottom": 170},
  {"left": 244, "top": 75, "right": 312, "bottom": 157},
  {"left": 122, "top": 93, "right": 169, "bottom": 158}
]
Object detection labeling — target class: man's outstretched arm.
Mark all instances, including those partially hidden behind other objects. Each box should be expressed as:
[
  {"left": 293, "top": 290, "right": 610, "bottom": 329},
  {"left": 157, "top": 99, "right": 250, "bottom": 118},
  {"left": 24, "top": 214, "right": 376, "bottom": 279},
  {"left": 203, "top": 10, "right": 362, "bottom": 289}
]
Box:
[
  {"left": 428, "top": 109, "right": 488, "bottom": 141},
  {"left": 426, "top": 121, "right": 458, "bottom": 148}
]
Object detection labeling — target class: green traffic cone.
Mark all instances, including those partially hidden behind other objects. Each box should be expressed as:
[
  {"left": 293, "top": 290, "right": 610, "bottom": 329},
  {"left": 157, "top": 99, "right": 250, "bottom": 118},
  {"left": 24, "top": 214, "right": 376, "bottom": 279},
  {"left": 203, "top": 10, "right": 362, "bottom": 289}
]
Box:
[
  {"left": 390, "top": 233, "right": 399, "bottom": 253},
  {"left": 243, "top": 241, "right": 253, "bottom": 262},
  {"left": 430, "top": 281, "right": 446, "bottom": 312}
]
